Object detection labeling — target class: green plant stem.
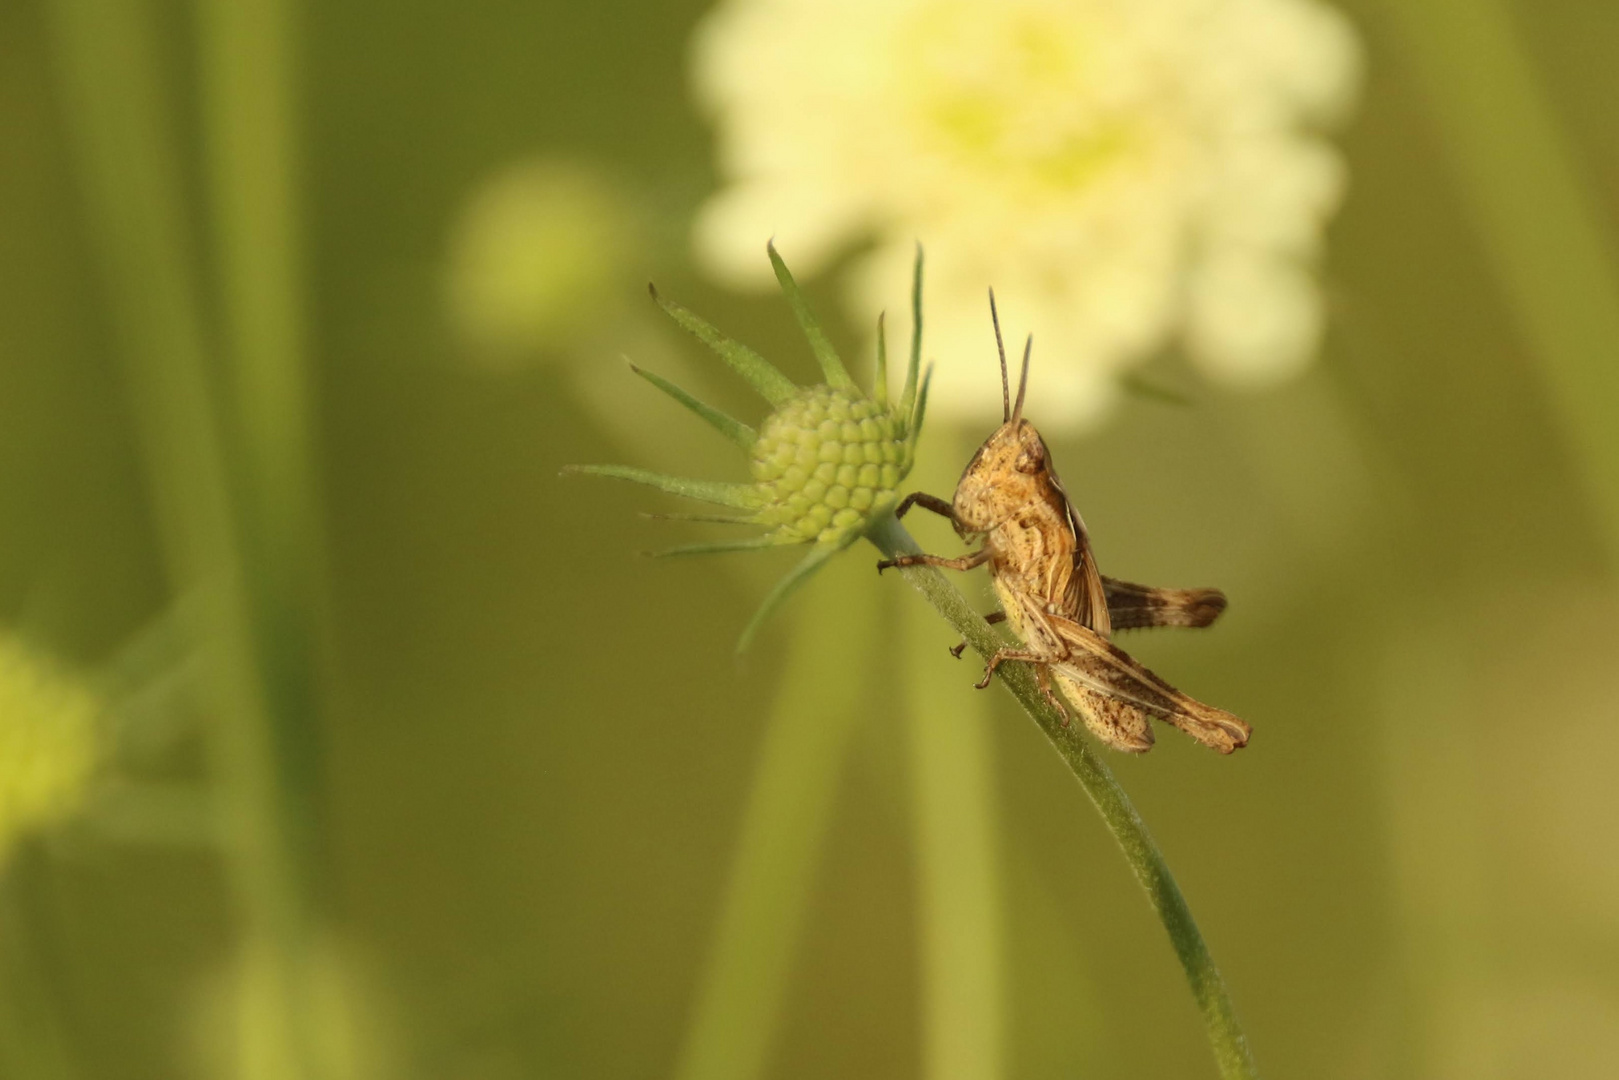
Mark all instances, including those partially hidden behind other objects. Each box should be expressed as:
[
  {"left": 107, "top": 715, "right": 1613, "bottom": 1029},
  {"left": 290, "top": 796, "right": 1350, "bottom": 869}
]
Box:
[
  {"left": 673, "top": 555, "right": 880, "bottom": 1080},
  {"left": 870, "top": 514, "right": 1259, "bottom": 1080},
  {"left": 1378, "top": 624, "right": 1491, "bottom": 1077},
  {"left": 196, "top": 0, "right": 333, "bottom": 902},
  {"left": 0, "top": 873, "right": 77, "bottom": 1080},
  {"left": 44, "top": 2, "right": 328, "bottom": 1077}
]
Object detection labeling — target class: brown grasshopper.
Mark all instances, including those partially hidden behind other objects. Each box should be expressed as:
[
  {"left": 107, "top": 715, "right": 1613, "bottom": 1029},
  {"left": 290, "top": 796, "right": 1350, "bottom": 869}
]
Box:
[{"left": 877, "top": 296, "right": 1251, "bottom": 754}]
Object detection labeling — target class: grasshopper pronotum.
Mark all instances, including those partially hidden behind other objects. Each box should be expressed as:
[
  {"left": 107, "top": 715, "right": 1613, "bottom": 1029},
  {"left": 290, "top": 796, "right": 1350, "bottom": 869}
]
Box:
[{"left": 878, "top": 296, "right": 1250, "bottom": 754}]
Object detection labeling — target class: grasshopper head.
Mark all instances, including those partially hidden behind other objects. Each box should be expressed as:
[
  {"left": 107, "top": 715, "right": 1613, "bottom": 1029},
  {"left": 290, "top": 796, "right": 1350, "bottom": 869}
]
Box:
[
  {"left": 950, "top": 293, "right": 1056, "bottom": 532},
  {"left": 952, "top": 419, "right": 1052, "bottom": 532}
]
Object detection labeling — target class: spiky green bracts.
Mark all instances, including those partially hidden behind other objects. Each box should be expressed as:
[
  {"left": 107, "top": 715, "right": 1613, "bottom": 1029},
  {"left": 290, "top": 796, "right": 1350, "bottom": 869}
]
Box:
[{"left": 566, "top": 243, "right": 930, "bottom": 650}]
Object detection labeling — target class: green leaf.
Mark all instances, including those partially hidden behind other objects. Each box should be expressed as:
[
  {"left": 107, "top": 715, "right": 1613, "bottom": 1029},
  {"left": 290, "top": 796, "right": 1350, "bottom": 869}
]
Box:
[
  {"left": 649, "top": 284, "right": 799, "bottom": 406},
  {"left": 735, "top": 534, "right": 857, "bottom": 653},
  {"left": 629, "top": 363, "right": 758, "bottom": 448},
  {"left": 900, "top": 244, "right": 924, "bottom": 428},
  {"left": 561, "top": 465, "right": 765, "bottom": 509},
  {"left": 910, "top": 362, "right": 934, "bottom": 445},
  {"left": 873, "top": 311, "right": 889, "bottom": 408},
  {"left": 647, "top": 536, "right": 790, "bottom": 557},
  {"left": 641, "top": 511, "right": 762, "bottom": 525},
  {"left": 768, "top": 241, "right": 853, "bottom": 390}
]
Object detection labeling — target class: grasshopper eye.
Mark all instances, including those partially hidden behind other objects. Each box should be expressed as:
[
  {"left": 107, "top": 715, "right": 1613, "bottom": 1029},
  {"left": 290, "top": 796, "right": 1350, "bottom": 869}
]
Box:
[{"left": 1014, "top": 447, "right": 1045, "bottom": 474}]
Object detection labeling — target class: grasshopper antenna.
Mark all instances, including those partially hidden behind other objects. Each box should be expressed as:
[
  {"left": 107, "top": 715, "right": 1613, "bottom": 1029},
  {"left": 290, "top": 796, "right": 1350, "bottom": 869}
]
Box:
[
  {"left": 989, "top": 288, "right": 1010, "bottom": 422},
  {"left": 1011, "top": 334, "right": 1033, "bottom": 426}
]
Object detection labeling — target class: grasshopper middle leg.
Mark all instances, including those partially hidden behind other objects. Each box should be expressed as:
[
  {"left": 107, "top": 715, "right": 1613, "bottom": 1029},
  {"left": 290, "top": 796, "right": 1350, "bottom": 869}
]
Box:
[
  {"left": 974, "top": 646, "right": 1050, "bottom": 689},
  {"left": 950, "top": 610, "right": 1006, "bottom": 658}
]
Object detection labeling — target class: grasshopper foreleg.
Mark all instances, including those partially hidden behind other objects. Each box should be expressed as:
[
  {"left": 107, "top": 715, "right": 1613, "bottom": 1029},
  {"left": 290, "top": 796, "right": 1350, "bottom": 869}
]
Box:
[
  {"left": 875, "top": 548, "right": 990, "bottom": 575},
  {"left": 892, "top": 492, "right": 958, "bottom": 522}
]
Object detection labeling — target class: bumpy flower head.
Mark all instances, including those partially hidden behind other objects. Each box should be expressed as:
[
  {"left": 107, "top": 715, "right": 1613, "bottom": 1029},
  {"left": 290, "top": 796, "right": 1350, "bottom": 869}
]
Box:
[
  {"left": 691, "top": 0, "right": 1361, "bottom": 430},
  {"left": 0, "top": 634, "right": 100, "bottom": 867},
  {"left": 751, "top": 386, "right": 908, "bottom": 543},
  {"left": 567, "top": 243, "right": 930, "bottom": 648}
]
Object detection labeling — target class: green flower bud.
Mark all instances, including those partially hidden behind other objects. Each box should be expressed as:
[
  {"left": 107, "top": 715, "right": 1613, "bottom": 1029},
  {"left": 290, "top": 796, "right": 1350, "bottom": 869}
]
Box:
[
  {"left": 753, "top": 386, "right": 906, "bottom": 544},
  {"left": 566, "top": 242, "right": 932, "bottom": 649}
]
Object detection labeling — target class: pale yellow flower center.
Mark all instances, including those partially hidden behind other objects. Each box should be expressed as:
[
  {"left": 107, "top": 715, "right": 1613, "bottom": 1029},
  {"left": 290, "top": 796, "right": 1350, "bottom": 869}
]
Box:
[{"left": 900, "top": 3, "right": 1141, "bottom": 194}]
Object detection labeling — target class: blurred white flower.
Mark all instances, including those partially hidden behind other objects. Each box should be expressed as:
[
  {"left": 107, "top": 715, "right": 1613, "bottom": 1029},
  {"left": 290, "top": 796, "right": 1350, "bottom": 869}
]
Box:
[
  {"left": 691, "top": 0, "right": 1360, "bottom": 429},
  {"left": 445, "top": 158, "right": 635, "bottom": 366}
]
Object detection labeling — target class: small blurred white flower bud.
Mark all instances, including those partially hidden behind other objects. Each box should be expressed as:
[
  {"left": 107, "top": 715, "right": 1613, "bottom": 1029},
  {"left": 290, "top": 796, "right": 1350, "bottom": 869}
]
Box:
[{"left": 445, "top": 158, "right": 634, "bottom": 365}]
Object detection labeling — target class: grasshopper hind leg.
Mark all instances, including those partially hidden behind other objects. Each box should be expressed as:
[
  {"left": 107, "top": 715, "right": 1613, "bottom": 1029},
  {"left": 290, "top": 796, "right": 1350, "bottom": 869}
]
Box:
[
  {"left": 1052, "top": 669, "right": 1156, "bottom": 753},
  {"left": 1034, "top": 665, "right": 1071, "bottom": 727}
]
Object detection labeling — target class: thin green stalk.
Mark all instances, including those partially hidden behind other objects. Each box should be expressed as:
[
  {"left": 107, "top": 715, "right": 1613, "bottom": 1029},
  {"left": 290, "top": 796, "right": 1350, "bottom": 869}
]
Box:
[
  {"left": 1379, "top": 0, "right": 1619, "bottom": 567},
  {"left": 196, "top": 0, "right": 313, "bottom": 549},
  {"left": 903, "top": 452, "right": 1004, "bottom": 1080},
  {"left": 0, "top": 874, "right": 78, "bottom": 1080},
  {"left": 1378, "top": 624, "right": 1491, "bottom": 1077},
  {"left": 673, "top": 556, "right": 879, "bottom": 1080},
  {"left": 44, "top": 2, "right": 328, "bottom": 1076},
  {"left": 195, "top": 0, "right": 332, "bottom": 898},
  {"left": 905, "top": 596, "right": 1006, "bottom": 1080},
  {"left": 870, "top": 514, "right": 1259, "bottom": 1080}
]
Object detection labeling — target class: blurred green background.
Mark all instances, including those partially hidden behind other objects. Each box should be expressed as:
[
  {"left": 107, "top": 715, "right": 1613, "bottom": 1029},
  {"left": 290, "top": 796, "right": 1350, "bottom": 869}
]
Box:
[{"left": 4, "top": 1, "right": 1619, "bottom": 1078}]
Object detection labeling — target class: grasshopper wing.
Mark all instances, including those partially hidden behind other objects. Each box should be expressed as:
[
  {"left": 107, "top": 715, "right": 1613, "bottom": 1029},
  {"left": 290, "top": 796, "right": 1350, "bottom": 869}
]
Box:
[
  {"left": 1045, "top": 470, "right": 1112, "bottom": 636},
  {"left": 1047, "top": 613, "right": 1251, "bottom": 754},
  {"left": 1101, "top": 578, "right": 1228, "bottom": 631}
]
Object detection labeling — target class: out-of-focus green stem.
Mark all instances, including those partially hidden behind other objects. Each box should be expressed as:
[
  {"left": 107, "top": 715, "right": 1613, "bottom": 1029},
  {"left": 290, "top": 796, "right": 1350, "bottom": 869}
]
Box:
[
  {"left": 902, "top": 451, "right": 1004, "bottom": 1080},
  {"left": 904, "top": 595, "right": 1006, "bottom": 1080},
  {"left": 870, "top": 514, "right": 1259, "bottom": 1080},
  {"left": 195, "top": 0, "right": 331, "bottom": 891},
  {"left": 44, "top": 2, "right": 327, "bottom": 1077},
  {"left": 673, "top": 555, "right": 879, "bottom": 1080},
  {"left": 1378, "top": 625, "right": 1491, "bottom": 1078},
  {"left": 0, "top": 876, "right": 77, "bottom": 1080},
  {"left": 196, "top": 0, "right": 312, "bottom": 528},
  {"left": 1380, "top": 0, "right": 1619, "bottom": 566}
]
